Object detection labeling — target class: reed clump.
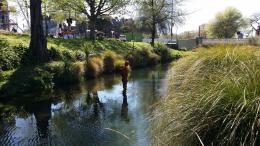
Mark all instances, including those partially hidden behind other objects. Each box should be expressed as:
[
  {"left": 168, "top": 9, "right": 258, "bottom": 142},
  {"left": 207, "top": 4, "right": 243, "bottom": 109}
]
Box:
[{"left": 150, "top": 45, "right": 260, "bottom": 146}]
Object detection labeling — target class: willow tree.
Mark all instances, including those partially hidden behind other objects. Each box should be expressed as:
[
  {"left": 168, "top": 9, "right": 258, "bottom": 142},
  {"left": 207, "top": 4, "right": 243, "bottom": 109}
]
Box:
[
  {"left": 55, "top": 0, "right": 130, "bottom": 42},
  {"left": 29, "top": 0, "right": 48, "bottom": 62}
]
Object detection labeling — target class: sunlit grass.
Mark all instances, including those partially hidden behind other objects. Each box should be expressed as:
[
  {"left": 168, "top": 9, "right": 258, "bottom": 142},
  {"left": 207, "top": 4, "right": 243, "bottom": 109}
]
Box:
[{"left": 150, "top": 45, "right": 260, "bottom": 146}]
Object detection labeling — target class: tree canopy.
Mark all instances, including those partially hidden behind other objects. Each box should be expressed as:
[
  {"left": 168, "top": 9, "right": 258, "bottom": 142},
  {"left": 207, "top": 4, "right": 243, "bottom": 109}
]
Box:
[
  {"left": 53, "top": 0, "right": 130, "bottom": 41},
  {"left": 206, "top": 7, "right": 247, "bottom": 38},
  {"left": 137, "top": 0, "right": 185, "bottom": 46}
]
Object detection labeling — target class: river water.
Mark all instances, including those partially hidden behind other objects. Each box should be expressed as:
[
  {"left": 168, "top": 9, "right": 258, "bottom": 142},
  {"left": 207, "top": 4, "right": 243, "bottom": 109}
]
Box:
[{"left": 0, "top": 65, "right": 169, "bottom": 146}]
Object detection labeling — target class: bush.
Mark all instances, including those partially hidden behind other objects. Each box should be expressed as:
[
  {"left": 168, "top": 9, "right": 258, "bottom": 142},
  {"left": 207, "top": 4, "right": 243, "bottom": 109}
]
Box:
[
  {"left": 75, "top": 50, "right": 86, "bottom": 61},
  {"left": 30, "top": 68, "right": 54, "bottom": 91},
  {"left": 63, "top": 49, "right": 76, "bottom": 61},
  {"left": 85, "top": 57, "right": 103, "bottom": 78},
  {"left": 148, "top": 53, "right": 161, "bottom": 65},
  {"left": 103, "top": 50, "right": 117, "bottom": 73},
  {"left": 127, "top": 49, "right": 159, "bottom": 68},
  {"left": 154, "top": 43, "right": 174, "bottom": 62},
  {"left": 0, "top": 39, "right": 9, "bottom": 48},
  {"left": 45, "top": 61, "right": 84, "bottom": 85},
  {"left": 0, "top": 67, "right": 54, "bottom": 96},
  {"left": 49, "top": 47, "right": 64, "bottom": 61}
]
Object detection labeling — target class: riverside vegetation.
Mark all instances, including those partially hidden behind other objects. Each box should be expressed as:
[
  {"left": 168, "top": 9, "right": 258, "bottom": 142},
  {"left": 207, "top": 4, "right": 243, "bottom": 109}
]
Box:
[
  {"left": 0, "top": 31, "right": 183, "bottom": 98},
  {"left": 150, "top": 45, "right": 260, "bottom": 146}
]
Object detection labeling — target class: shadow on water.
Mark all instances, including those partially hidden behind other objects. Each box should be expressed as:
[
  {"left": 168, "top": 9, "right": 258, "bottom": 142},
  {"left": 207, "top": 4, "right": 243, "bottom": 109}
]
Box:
[{"left": 0, "top": 64, "right": 170, "bottom": 146}]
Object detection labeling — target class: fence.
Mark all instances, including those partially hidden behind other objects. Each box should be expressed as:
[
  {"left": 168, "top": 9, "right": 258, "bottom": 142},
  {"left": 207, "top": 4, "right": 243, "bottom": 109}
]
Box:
[
  {"left": 143, "top": 38, "right": 253, "bottom": 50},
  {"left": 202, "top": 38, "right": 250, "bottom": 45},
  {"left": 177, "top": 39, "right": 198, "bottom": 50}
]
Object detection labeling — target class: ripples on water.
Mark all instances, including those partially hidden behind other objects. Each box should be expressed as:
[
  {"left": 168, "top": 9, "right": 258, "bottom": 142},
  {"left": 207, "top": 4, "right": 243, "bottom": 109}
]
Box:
[{"left": 0, "top": 65, "right": 169, "bottom": 146}]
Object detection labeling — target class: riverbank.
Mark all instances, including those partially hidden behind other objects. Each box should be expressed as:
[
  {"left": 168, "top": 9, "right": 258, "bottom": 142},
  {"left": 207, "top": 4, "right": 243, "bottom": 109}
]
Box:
[
  {"left": 150, "top": 45, "right": 260, "bottom": 146},
  {"left": 0, "top": 32, "right": 185, "bottom": 98}
]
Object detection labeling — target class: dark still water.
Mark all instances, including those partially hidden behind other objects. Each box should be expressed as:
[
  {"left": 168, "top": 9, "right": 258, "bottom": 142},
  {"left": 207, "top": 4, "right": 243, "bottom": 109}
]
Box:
[{"left": 0, "top": 65, "right": 169, "bottom": 146}]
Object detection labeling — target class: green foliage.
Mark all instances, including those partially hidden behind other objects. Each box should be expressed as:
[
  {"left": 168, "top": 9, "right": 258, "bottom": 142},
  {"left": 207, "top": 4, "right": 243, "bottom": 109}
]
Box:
[
  {"left": 124, "top": 33, "right": 146, "bottom": 42},
  {"left": 0, "top": 67, "right": 54, "bottom": 96},
  {"left": 154, "top": 43, "right": 175, "bottom": 62},
  {"left": 0, "top": 43, "right": 29, "bottom": 71},
  {"left": 75, "top": 50, "right": 86, "bottom": 61},
  {"left": 103, "top": 50, "right": 117, "bottom": 73},
  {"left": 127, "top": 49, "right": 159, "bottom": 68},
  {"left": 49, "top": 47, "right": 64, "bottom": 61},
  {"left": 85, "top": 57, "right": 104, "bottom": 78},
  {"left": 150, "top": 45, "right": 260, "bottom": 146},
  {"left": 206, "top": 7, "right": 247, "bottom": 38}
]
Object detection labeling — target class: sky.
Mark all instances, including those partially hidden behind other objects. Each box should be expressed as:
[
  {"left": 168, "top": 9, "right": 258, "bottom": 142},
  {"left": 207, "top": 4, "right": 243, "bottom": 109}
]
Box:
[{"left": 177, "top": 0, "right": 260, "bottom": 33}]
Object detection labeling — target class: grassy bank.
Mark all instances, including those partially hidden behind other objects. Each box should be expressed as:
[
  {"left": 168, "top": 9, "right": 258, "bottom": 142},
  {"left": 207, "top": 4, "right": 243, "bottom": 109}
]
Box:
[
  {"left": 0, "top": 32, "right": 184, "bottom": 98},
  {"left": 150, "top": 45, "right": 260, "bottom": 146}
]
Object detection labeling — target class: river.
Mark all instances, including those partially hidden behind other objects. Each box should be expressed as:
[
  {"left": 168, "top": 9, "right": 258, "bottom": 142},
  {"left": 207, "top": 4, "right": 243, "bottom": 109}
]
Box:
[{"left": 0, "top": 64, "right": 169, "bottom": 146}]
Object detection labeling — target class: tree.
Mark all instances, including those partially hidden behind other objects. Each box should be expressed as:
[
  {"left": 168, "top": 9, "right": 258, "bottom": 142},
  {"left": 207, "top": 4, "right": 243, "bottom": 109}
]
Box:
[
  {"left": 137, "top": 0, "right": 185, "bottom": 47},
  {"left": 29, "top": 0, "right": 48, "bottom": 62},
  {"left": 54, "top": 0, "right": 130, "bottom": 42},
  {"left": 206, "top": 7, "right": 247, "bottom": 38},
  {"left": 249, "top": 13, "right": 260, "bottom": 36}
]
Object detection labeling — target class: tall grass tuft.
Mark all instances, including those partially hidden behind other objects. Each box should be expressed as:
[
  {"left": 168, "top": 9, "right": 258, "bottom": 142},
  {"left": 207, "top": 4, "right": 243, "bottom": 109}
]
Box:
[
  {"left": 150, "top": 45, "right": 260, "bottom": 146},
  {"left": 103, "top": 50, "right": 117, "bottom": 73},
  {"left": 85, "top": 56, "right": 104, "bottom": 78}
]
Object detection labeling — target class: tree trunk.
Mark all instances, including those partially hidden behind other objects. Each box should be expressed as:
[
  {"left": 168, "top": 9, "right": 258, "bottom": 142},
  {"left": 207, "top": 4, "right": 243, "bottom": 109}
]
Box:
[
  {"left": 151, "top": 0, "right": 156, "bottom": 47},
  {"left": 29, "top": 0, "right": 48, "bottom": 62},
  {"left": 89, "top": 17, "right": 96, "bottom": 42},
  {"left": 151, "top": 20, "right": 156, "bottom": 47}
]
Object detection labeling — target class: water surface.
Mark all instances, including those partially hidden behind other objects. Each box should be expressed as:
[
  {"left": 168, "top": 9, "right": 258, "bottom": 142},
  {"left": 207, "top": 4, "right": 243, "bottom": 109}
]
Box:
[{"left": 0, "top": 65, "right": 169, "bottom": 146}]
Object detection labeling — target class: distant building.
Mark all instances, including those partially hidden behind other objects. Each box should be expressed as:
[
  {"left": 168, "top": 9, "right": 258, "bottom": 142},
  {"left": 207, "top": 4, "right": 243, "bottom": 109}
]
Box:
[{"left": 0, "top": 0, "right": 10, "bottom": 30}]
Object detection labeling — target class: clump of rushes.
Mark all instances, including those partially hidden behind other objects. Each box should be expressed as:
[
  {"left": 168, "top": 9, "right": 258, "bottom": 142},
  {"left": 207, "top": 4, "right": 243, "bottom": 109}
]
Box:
[
  {"left": 85, "top": 56, "right": 104, "bottom": 78},
  {"left": 150, "top": 45, "right": 260, "bottom": 146},
  {"left": 103, "top": 50, "right": 117, "bottom": 73}
]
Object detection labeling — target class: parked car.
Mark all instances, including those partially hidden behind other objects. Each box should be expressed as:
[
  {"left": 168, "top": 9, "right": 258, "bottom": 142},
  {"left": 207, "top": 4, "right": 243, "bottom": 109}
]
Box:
[{"left": 119, "top": 35, "right": 127, "bottom": 41}]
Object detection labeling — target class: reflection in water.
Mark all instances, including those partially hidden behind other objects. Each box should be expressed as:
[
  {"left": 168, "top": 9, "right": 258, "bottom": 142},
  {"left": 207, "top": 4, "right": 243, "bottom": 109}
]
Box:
[
  {"left": 0, "top": 65, "right": 169, "bottom": 146},
  {"left": 121, "top": 81, "right": 129, "bottom": 122},
  {"left": 33, "top": 101, "right": 52, "bottom": 139}
]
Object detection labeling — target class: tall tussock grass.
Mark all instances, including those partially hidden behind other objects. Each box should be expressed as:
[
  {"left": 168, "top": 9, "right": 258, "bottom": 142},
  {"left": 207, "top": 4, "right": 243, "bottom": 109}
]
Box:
[{"left": 150, "top": 45, "right": 260, "bottom": 146}]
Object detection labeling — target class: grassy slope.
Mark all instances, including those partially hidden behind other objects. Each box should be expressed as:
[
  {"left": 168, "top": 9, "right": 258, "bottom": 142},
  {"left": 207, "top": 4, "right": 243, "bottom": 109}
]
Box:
[
  {"left": 150, "top": 45, "right": 260, "bottom": 146},
  {"left": 0, "top": 32, "right": 186, "bottom": 97}
]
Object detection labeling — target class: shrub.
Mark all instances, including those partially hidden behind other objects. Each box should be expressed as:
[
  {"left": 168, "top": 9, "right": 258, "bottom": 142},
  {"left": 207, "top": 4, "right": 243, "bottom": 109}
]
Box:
[
  {"left": 49, "top": 47, "right": 64, "bottom": 61},
  {"left": 30, "top": 68, "right": 54, "bottom": 91},
  {"left": 154, "top": 43, "right": 174, "bottom": 62},
  {"left": 75, "top": 50, "right": 86, "bottom": 61},
  {"left": 63, "top": 49, "right": 76, "bottom": 61},
  {"left": 45, "top": 61, "right": 85, "bottom": 85},
  {"left": 0, "top": 39, "right": 9, "bottom": 48},
  {"left": 127, "top": 49, "right": 159, "bottom": 68},
  {"left": 148, "top": 53, "right": 161, "bottom": 65},
  {"left": 85, "top": 57, "right": 103, "bottom": 78},
  {"left": 0, "top": 47, "right": 20, "bottom": 71},
  {"left": 0, "top": 67, "right": 54, "bottom": 96},
  {"left": 103, "top": 50, "right": 117, "bottom": 73}
]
